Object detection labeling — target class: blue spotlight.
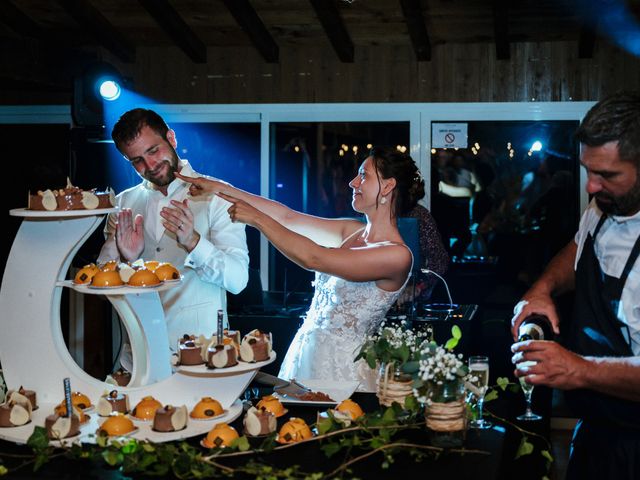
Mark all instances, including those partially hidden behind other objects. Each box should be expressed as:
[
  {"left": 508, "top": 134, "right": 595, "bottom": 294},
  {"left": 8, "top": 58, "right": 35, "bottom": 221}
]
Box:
[
  {"left": 99, "top": 79, "right": 121, "bottom": 101},
  {"left": 530, "top": 140, "right": 543, "bottom": 152}
]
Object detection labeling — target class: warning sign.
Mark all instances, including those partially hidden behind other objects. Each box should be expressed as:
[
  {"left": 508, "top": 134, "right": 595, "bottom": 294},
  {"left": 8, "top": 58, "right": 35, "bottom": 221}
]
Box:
[{"left": 432, "top": 123, "right": 468, "bottom": 149}]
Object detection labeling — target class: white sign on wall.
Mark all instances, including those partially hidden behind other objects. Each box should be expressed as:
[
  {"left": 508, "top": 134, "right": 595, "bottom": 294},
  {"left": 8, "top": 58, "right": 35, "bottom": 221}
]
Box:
[{"left": 432, "top": 123, "right": 468, "bottom": 148}]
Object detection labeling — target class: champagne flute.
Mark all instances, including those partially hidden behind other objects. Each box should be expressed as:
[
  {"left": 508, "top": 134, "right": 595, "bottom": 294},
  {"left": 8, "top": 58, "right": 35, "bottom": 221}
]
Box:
[
  {"left": 516, "top": 361, "right": 542, "bottom": 421},
  {"left": 468, "top": 356, "right": 492, "bottom": 429}
]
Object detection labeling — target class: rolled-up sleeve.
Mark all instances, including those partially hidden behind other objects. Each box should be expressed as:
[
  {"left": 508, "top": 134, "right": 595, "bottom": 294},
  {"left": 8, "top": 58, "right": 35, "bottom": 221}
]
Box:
[{"left": 184, "top": 195, "right": 249, "bottom": 295}]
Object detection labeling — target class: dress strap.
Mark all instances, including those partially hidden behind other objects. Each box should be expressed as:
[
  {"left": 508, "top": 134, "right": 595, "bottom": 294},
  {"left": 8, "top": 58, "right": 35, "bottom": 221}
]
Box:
[{"left": 340, "top": 226, "right": 366, "bottom": 247}]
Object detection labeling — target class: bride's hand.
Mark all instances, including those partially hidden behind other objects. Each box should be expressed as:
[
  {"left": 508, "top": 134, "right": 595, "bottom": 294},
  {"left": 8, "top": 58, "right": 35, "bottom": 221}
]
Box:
[
  {"left": 218, "top": 192, "right": 264, "bottom": 228},
  {"left": 175, "top": 172, "right": 225, "bottom": 197}
]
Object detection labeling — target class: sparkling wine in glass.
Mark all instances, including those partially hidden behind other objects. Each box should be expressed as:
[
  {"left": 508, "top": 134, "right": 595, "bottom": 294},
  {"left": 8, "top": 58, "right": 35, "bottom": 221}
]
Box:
[
  {"left": 517, "top": 361, "right": 542, "bottom": 421},
  {"left": 468, "top": 356, "right": 492, "bottom": 429}
]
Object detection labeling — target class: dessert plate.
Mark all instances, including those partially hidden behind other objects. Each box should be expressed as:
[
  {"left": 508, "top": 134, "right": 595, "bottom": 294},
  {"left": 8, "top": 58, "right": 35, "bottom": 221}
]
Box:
[{"left": 272, "top": 380, "right": 360, "bottom": 406}]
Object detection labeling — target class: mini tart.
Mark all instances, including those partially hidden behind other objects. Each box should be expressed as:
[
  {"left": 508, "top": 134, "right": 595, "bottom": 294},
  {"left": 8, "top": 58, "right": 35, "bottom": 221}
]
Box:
[
  {"left": 54, "top": 403, "right": 88, "bottom": 424},
  {"left": 154, "top": 263, "right": 180, "bottom": 281},
  {"left": 277, "top": 418, "right": 313, "bottom": 444},
  {"left": 73, "top": 264, "right": 100, "bottom": 285},
  {"left": 98, "top": 413, "right": 136, "bottom": 436},
  {"left": 256, "top": 395, "right": 286, "bottom": 418},
  {"left": 152, "top": 405, "right": 188, "bottom": 432},
  {"left": 91, "top": 270, "right": 124, "bottom": 287},
  {"left": 6, "top": 388, "right": 36, "bottom": 410},
  {"left": 239, "top": 329, "right": 272, "bottom": 362},
  {"left": 106, "top": 369, "right": 131, "bottom": 387},
  {"left": 131, "top": 396, "right": 162, "bottom": 421},
  {"left": 202, "top": 423, "right": 239, "bottom": 448},
  {"left": 127, "top": 268, "right": 161, "bottom": 287},
  {"left": 45, "top": 414, "right": 80, "bottom": 439},
  {"left": 190, "top": 397, "right": 223, "bottom": 419},
  {"left": 243, "top": 406, "right": 277, "bottom": 437},
  {"left": 178, "top": 335, "right": 205, "bottom": 366},
  {"left": 0, "top": 399, "right": 31, "bottom": 427},
  {"left": 97, "top": 390, "right": 129, "bottom": 417},
  {"left": 335, "top": 399, "right": 364, "bottom": 420}
]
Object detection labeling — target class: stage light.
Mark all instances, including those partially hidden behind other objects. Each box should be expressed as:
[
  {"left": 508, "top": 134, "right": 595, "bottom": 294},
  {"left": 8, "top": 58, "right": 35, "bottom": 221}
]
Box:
[
  {"left": 73, "top": 62, "right": 125, "bottom": 127},
  {"left": 530, "top": 140, "right": 543, "bottom": 152},
  {"left": 99, "top": 80, "right": 121, "bottom": 101}
]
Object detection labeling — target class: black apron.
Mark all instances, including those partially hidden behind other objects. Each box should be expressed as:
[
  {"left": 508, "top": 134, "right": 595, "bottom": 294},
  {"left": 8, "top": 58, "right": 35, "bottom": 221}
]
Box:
[{"left": 565, "top": 214, "right": 640, "bottom": 480}]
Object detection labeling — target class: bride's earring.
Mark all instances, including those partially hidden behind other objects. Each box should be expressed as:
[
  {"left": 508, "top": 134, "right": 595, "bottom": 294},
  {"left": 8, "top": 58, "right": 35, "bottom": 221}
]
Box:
[{"left": 380, "top": 196, "right": 387, "bottom": 205}]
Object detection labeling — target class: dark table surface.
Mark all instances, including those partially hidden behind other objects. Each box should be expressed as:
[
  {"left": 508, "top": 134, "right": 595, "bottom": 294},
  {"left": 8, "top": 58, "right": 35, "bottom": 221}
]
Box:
[{"left": 0, "top": 389, "right": 534, "bottom": 480}]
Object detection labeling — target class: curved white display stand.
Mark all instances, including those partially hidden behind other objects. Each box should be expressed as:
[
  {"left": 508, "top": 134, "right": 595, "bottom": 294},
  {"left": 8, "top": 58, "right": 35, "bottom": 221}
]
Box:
[{"left": 0, "top": 208, "right": 272, "bottom": 444}]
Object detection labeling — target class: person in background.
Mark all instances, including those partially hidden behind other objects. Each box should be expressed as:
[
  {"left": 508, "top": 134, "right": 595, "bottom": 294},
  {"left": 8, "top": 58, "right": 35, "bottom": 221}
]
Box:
[
  {"left": 511, "top": 92, "right": 640, "bottom": 480},
  {"left": 404, "top": 204, "right": 449, "bottom": 302},
  {"left": 178, "top": 147, "right": 424, "bottom": 391},
  {"left": 98, "top": 108, "right": 249, "bottom": 363}
]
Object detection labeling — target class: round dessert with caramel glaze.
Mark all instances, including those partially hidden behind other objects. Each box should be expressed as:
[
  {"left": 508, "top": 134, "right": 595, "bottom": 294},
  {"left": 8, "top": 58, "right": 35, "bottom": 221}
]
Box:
[
  {"left": 131, "top": 396, "right": 162, "bottom": 421},
  {"left": 98, "top": 413, "right": 136, "bottom": 436},
  {"left": 91, "top": 270, "right": 124, "bottom": 287},
  {"left": 144, "top": 260, "right": 161, "bottom": 272},
  {"left": 73, "top": 264, "right": 100, "bottom": 285},
  {"left": 190, "top": 397, "right": 223, "bottom": 419},
  {"left": 336, "top": 399, "right": 364, "bottom": 420},
  {"left": 99, "top": 260, "right": 118, "bottom": 272},
  {"left": 256, "top": 395, "right": 287, "bottom": 418},
  {"left": 127, "top": 268, "right": 161, "bottom": 287},
  {"left": 70, "top": 391, "right": 92, "bottom": 410},
  {"left": 54, "top": 403, "right": 88, "bottom": 424},
  {"left": 202, "top": 423, "right": 239, "bottom": 448},
  {"left": 276, "top": 418, "right": 313, "bottom": 444},
  {"left": 154, "top": 263, "right": 180, "bottom": 281}
]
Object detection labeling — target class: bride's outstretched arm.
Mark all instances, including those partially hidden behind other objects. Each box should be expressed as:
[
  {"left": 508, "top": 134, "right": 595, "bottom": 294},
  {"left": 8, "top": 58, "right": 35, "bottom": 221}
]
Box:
[
  {"left": 175, "top": 172, "right": 361, "bottom": 248},
  {"left": 220, "top": 192, "right": 412, "bottom": 288}
]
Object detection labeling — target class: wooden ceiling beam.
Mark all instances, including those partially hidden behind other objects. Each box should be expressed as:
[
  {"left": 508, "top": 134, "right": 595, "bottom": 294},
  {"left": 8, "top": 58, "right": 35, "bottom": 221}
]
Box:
[
  {"left": 308, "top": 0, "right": 354, "bottom": 63},
  {"left": 138, "top": 0, "right": 207, "bottom": 64},
  {"left": 493, "top": 0, "right": 510, "bottom": 60},
  {"left": 0, "top": 0, "right": 44, "bottom": 39},
  {"left": 138, "top": 0, "right": 207, "bottom": 63},
  {"left": 399, "top": 0, "right": 431, "bottom": 61},
  {"left": 222, "top": 0, "right": 278, "bottom": 63},
  {"left": 56, "top": 0, "right": 134, "bottom": 63}
]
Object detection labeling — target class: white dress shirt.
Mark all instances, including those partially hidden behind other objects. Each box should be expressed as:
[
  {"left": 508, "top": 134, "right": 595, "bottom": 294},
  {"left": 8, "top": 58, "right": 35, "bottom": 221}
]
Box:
[
  {"left": 98, "top": 160, "right": 249, "bottom": 347},
  {"left": 574, "top": 199, "right": 640, "bottom": 355}
]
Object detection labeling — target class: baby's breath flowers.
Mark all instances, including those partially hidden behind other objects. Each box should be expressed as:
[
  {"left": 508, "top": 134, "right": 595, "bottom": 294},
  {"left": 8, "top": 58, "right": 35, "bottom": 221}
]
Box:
[
  {"left": 411, "top": 344, "right": 468, "bottom": 403},
  {"left": 355, "top": 322, "right": 430, "bottom": 369}
]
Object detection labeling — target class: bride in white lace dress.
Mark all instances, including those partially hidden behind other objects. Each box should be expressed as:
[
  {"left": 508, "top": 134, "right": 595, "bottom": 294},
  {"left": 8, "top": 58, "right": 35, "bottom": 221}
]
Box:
[{"left": 177, "top": 147, "right": 425, "bottom": 391}]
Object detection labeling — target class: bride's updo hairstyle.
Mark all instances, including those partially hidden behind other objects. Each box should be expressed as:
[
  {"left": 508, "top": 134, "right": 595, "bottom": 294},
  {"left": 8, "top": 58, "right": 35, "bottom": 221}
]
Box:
[{"left": 369, "top": 146, "right": 426, "bottom": 216}]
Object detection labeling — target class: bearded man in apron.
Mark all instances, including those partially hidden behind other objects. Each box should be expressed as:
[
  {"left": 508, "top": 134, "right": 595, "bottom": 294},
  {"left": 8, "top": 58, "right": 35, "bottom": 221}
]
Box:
[{"left": 511, "top": 92, "right": 640, "bottom": 480}]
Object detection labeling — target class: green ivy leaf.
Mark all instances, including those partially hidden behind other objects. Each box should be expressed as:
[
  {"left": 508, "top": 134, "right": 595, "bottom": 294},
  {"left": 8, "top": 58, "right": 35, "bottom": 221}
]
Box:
[
  {"left": 0, "top": 465, "right": 8, "bottom": 476},
  {"left": 451, "top": 325, "right": 462, "bottom": 340},
  {"left": 404, "top": 394, "right": 419, "bottom": 411},
  {"left": 121, "top": 439, "right": 138, "bottom": 454},
  {"left": 366, "top": 350, "right": 377, "bottom": 369},
  {"left": 142, "top": 443, "right": 155, "bottom": 453},
  {"left": 496, "top": 377, "right": 510, "bottom": 391},
  {"left": 34, "top": 452, "right": 49, "bottom": 471},
  {"left": 444, "top": 337, "right": 459, "bottom": 351},
  {"left": 401, "top": 361, "right": 420, "bottom": 374},
  {"left": 382, "top": 407, "right": 397, "bottom": 424},
  {"left": 233, "top": 436, "right": 251, "bottom": 452},
  {"left": 102, "top": 449, "right": 124, "bottom": 466},
  {"left": 484, "top": 389, "right": 498, "bottom": 402},
  {"left": 515, "top": 437, "right": 534, "bottom": 459},
  {"left": 26, "top": 426, "right": 49, "bottom": 451},
  {"left": 316, "top": 417, "right": 334, "bottom": 435},
  {"left": 321, "top": 442, "right": 342, "bottom": 458},
  {"left": 541, "top": 449, "right": 554, "bottom": 464}
]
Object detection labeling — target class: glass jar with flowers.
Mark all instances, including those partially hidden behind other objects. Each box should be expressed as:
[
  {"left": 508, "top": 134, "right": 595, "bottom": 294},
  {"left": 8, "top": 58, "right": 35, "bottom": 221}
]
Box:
[
  {"left": 407, "top": 331, "right": 469, "bottom": 447},
  {"left": 355, "top": 322, "right": 430, "bottom": 407}
]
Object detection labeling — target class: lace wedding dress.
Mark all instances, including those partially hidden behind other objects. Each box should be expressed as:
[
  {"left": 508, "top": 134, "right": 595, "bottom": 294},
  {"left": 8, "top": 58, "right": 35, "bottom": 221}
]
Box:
[{"left": 278, "top": 257, "right": 411, "bottom": 392}]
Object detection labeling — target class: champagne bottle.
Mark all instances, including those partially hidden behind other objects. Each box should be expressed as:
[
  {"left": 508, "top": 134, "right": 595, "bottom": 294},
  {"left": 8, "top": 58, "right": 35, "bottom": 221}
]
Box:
[{"left": 518, "top": 314, "right": 553, "bottom": 341}]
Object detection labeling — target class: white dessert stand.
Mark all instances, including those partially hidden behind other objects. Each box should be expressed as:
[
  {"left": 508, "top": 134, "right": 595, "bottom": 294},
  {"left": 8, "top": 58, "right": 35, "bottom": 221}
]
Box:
[{"left": 0, "top": 208, "right": 274, "bottom": 444}]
